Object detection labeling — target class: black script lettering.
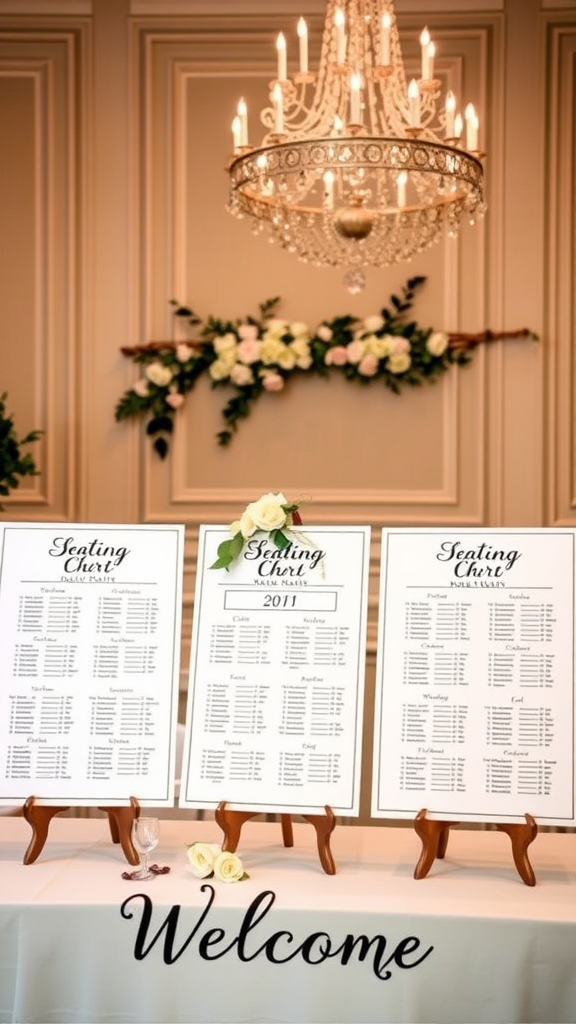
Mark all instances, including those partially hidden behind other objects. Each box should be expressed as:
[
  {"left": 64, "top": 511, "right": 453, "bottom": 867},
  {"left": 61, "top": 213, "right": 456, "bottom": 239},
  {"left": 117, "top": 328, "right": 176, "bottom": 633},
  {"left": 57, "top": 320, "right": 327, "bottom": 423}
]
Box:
[{"left": 120, "top": 884, "right": 217, "bottom": 964}]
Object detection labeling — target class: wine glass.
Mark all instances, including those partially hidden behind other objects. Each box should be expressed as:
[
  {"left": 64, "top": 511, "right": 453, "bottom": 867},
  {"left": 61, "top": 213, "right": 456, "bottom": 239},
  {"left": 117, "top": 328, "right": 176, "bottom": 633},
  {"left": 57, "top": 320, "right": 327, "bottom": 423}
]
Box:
[{"left": 132, "top": 816, "right": 160, "bottom": 880}]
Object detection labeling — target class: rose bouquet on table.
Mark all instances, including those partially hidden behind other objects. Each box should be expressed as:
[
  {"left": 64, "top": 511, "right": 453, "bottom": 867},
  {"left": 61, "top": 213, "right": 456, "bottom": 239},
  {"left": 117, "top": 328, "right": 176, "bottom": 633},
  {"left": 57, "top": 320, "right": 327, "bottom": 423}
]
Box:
[{"left": 187, "top": 842, "right": 248, "bottom": 883}]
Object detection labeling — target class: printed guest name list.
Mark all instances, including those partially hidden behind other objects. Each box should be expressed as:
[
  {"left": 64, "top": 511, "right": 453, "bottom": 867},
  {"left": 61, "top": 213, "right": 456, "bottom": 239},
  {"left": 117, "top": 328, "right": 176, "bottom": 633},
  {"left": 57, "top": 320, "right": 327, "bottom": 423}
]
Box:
[
  {"left": 180, "top": 526, "right": 370, "bottom": 815},
  {"left": 0, "top": 523, "right": 184, "bottom": 807},
  {"left": 372, "top": 529, "right": 576, "bottom": 825}
]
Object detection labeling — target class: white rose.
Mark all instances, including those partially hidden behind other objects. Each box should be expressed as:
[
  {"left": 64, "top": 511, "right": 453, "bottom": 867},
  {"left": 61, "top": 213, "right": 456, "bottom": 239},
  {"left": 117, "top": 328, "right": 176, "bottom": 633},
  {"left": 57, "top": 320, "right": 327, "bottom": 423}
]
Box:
[
  {"left": 264, "top": 318, "right": 289, "bottom": 340},
  {"left": 363, "top": 314, "right": 385, "bottom": 333},
  {"left": 209, "top": 358, "right": 232, "bottom": 382},
  {"left": 364, "top": 334, "right": 388, "bottom": 359},
  {"left": 145, "top": 362, "right": 173, "bottom": 387},
  {"left": 427, "top": 331, "right": 449, "bottom": 357},
  {"left": 213, "top": 851, "right": 246, "bottom": 883},
  {"left": 260, "top": 337, "right": 285, "bottom": 365},
  {"left": 229, "top": 511, "right": 258, "bottom": 539},
  {"left": 289, "top": 337, "right": 311, "bottom": 359},
  {"left": 289, "top": 321, "right": 310, "bottom": 340},
  {"left": 276, "top": 346, "right": 298, "bottom": 371},
  {"left": 213, "top": 332, "right": 238, "bottom": 355},
  {"left": 187, "top": 842, "right": 221, "bottom": 878},
  {"left": 246, "top": 491, "right": 288, "bottom": 531}
]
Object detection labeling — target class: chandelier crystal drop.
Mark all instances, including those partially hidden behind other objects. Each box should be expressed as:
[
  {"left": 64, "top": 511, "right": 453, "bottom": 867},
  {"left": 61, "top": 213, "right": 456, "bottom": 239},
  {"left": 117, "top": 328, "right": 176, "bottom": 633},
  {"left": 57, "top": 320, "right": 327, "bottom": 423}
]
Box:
[{"left": 226, "top": 0, "right": 486, "bottom": 275}]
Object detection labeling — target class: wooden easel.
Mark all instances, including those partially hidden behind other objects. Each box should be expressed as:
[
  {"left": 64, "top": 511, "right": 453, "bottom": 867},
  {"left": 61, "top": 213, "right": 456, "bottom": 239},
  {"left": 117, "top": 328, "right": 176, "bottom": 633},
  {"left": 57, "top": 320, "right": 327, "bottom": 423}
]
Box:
[
  {"left": 21, "top": 794, "right": 141, "bottom": 866},
  {"left": 413, "top": 808, "right": 538, "bottom": 886},
  {"left": 216, "top": 800, "right": 337, "bottom": 875}
]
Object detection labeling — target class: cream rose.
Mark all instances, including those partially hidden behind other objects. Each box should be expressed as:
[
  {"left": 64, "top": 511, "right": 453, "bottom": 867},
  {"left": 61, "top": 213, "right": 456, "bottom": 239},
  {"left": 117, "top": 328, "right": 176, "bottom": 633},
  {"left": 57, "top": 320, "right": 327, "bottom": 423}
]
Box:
[
  {"left": 246, "top": 491, "right": 288, "bottom": 531},
  {"left": 209, "top": 358, "right": 232, "bottom": 382},
  {"left": 175, "top": 343, "right": 194, "bottom": 363},
  {"left": 260, "top": 337, "right": 285, "bottom": 365},
  {"left": 213, "top": 332, "right": 238, "bottom": 355},
  {"left": 230, "top": 363, "right": 254, "bottom": 387},
  {"left": 213, "top": 851, "right": 246, "bottom": 883},
  {"left": 316, "top": 324, "right": 333, "bottom": 342},
  {"left": 145, "top": 362, "right": 173, "bottom": 387},
  {"left": 289, "top": 321, "right": 310, "bottom": 340},
  {"left": 388, "top": 352, "right": 412, "bottom": 374},
  {"left": 426, "top": 330, "right": 449, "bottom": 357},
  {"left": 362, "top": 314, "right": 385, "bottom": 333},
  {"left": 276, "top": 346, "right": 298, "bottom": 371},
  {"left": 187, "top": 842, "right": 221, "bottom": 878},
  {"left": 229, "top": 510, "right": 258, "bottom": 539}
]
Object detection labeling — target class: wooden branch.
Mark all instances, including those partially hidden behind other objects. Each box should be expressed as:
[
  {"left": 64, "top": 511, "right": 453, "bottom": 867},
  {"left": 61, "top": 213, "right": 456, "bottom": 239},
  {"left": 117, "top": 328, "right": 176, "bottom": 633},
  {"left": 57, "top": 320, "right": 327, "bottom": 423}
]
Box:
[
  {"left": 447, "top": 327, "right": 536, "bottom": 352},
  {"left": 121, "top": 328, "right": 536, "bottom": 359}
]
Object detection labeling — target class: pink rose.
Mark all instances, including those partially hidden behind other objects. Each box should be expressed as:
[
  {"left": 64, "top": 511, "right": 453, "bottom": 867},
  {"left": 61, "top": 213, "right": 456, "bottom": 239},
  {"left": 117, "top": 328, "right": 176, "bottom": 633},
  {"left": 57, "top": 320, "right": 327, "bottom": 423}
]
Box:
[
  {"left": 238, "top": 323, "right": 259, "bottom": 341},
  {"left": 237, "top": 337, "right": 262, "bottom": 364},
  {"left": 262, "top": 372, "right": 284, "bottom": 392},
  {"left": 358, "top": 354, "right": 379, "bottom": 377},
  {"left": 324, "top": 346, "right": 348, "bottom": 367},
  {"left": 166, "top": 392, "right": 184, "bottom": 409}
]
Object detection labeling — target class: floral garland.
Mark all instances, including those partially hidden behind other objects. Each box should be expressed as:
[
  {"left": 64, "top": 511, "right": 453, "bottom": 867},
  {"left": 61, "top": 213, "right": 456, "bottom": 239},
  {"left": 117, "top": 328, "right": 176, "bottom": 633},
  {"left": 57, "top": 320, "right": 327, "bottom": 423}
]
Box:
[{"left": 116, "top": 276, "right": 536, "bottom": 458}]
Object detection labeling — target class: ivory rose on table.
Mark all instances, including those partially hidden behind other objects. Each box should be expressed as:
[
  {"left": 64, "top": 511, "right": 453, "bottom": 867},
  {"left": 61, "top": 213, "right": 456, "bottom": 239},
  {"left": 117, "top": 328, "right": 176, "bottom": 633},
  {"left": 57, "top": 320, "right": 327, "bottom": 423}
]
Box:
[
  {"left": 186, "top": 841, "right": 248, "bottom": 882},
  {"left": 116, "top": 278, "right": 536, "bottom": 457}
]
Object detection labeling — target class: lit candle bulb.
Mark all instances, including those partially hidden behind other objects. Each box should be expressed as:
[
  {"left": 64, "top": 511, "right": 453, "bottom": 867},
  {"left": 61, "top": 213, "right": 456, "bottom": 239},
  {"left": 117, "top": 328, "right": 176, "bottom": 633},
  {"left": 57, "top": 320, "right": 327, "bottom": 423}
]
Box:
[
  {"left": 297, "top": 17, "right": 308, "bottom": 75},
  {"left": 272, "top": 82, "right": 284, "bottom": 134},
  {"left": 350, "top": 71, "right": 362, "bottom": 123},
  {"left": 397, "top": 170, "right": 408, "bottom": 208},
  {"left": 408, "top": 78, "right": 420, "bottom": 128},
  {"left": 445, "top": 90, "right": 456, "bottom": 138},
  {"left": 232, "top": 115, "right": 241, "bottom": 151},
  {"left": 380, "top": 11, "right": 391, "bottom": 66},
  {"left": 420, "top": 27, "right": 431, "bottom": 79},
  {"left": 426, "top": 41, "right": 435, "bottom": 81},
  {"left": 323, "top": 169, "right": 335, "bottom": 208},
  {"left": 237, "top": 97, "right": 248, "bottom": 146},
  {"left": 465, "top": 102, "right": 478, "bottom": 150},
  {"left": 454, "top": 112, "right": 463, "bottom": 140},
  {"left": 335, "top": 7, "right": 346, "bottom": 64},
  {"left": 276, "top": 32, "right": 287, "bottom": 81}
]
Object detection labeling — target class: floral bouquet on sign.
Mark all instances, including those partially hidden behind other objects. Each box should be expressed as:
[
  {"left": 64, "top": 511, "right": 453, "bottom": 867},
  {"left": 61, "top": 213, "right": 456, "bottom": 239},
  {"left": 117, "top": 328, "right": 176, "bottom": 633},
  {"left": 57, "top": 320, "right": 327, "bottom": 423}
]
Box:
[{"left": 210, "top": 491, "right": 302, "bottom": 572}]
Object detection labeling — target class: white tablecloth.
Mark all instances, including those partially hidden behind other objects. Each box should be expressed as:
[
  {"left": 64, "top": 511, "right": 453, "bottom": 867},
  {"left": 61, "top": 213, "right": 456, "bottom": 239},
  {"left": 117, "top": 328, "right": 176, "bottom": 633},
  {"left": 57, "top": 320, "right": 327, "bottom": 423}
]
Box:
[{"left": 1, "top": 815, "right": 575, "bottom": 1023}]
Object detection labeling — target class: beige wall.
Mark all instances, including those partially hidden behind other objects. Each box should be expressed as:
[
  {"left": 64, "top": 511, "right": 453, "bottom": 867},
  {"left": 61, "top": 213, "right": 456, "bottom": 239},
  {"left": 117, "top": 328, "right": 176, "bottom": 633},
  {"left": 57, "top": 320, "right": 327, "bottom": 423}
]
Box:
[{"left": 1, "top": 0, "right": 575, "bottom": 822}]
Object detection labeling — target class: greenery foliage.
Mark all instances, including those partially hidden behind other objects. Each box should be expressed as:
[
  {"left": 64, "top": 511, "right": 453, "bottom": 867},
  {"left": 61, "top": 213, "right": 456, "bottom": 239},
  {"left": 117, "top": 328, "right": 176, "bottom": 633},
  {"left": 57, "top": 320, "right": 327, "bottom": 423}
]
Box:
[{"left": 0, "top": 393, "right": 41, "bottom": 508}]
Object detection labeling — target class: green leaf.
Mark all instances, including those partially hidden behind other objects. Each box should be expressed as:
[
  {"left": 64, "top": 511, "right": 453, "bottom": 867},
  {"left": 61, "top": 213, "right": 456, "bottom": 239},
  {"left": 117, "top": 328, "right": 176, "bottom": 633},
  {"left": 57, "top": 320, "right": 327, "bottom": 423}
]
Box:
[{"left": 271, "top": 529, "right": 290, "bottom": 550}]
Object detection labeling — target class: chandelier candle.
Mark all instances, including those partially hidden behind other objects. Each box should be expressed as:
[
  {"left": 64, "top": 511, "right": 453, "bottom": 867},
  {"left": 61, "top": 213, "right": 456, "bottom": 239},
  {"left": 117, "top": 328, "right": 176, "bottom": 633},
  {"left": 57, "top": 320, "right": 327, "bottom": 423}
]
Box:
[{"left": 226, "top": 0, "right": 486, "bottom": 278}]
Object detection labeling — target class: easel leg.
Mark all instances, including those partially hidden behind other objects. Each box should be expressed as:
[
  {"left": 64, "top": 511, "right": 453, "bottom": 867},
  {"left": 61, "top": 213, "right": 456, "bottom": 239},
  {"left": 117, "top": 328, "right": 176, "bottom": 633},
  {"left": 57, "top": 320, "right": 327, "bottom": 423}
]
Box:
[
  {"left": 495, "top": 814, "right": 538, "bottom": 887},
  {"left": 302, "top": 805, "right": 336, "bottom": 875},
  {"left": 22, "top": 797, "right": 68, "bottom": 865},
  {"left": 98, "top": 796, "right": 140, "bottom": 866},
  {"left": 215, "top": 802, "right": 337, "bottom": 873},
  {"left": 413, "top": 808, "right": 456, "bottom": 880}
]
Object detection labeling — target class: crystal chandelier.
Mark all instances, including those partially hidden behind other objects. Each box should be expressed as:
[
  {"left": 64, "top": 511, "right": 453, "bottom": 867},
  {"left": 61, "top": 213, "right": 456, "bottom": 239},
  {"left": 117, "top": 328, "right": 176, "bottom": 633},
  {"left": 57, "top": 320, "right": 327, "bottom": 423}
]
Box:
[{"left": 226, "top": 0, "right": 486, "bottom": 286}]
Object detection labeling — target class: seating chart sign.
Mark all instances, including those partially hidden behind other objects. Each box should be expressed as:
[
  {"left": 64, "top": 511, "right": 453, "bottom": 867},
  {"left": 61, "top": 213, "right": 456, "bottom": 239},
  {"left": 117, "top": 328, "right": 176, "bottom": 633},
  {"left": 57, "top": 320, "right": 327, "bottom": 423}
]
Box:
[
  {"left": 372, "top": 528, "right": 576, "bottom": 826},
  {"left": 180, "top": 525, "right": 370, "bottom": 815},
  {"left": 0, "top": 523, "right": 184, "bottom": 807}
]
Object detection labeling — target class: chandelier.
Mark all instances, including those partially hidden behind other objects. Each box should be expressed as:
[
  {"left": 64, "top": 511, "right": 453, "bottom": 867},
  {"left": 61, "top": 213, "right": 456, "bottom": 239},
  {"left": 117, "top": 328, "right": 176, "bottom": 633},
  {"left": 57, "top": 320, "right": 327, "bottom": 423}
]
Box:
[{"left": 226, "top": 0, "right": 486, "bottom": 287}]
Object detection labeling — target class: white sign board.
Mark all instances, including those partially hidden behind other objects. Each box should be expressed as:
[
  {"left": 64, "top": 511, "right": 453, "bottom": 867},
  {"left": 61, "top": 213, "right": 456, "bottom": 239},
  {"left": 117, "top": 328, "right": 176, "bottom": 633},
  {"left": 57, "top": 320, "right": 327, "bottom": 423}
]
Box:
[
  {"left": 372, "top": 528, "right": 576, "bottom": 826},
  {"left": 180, "top": 525, "right": 370, "bottom": 815},
  {"left": 0, "top": 523, "right": 184, "bottom": 807}
]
